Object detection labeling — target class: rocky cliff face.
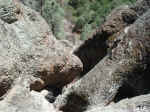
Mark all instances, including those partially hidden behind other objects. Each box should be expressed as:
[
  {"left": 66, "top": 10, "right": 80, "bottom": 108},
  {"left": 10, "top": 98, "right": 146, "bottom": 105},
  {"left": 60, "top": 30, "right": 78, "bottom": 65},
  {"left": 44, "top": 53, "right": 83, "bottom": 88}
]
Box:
[
  {"left": 74, "top": 5, "right": 138, "bottom": 75},
  {"left": 0, "top": 0, "right": 82, "bottom": 97},
  {"left": 54, "top": 6, "right": 150, "bottom": 111},
  {"left": 0, "top": 0, "right": 150, "bottom": 112},
  {"left": 20, "top": 0, "right": 81, "bottom": 45}
]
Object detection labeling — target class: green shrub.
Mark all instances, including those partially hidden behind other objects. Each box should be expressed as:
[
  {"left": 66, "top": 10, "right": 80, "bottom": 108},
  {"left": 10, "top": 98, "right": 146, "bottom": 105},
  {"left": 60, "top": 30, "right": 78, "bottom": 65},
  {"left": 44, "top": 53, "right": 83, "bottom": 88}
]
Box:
[
  {"left": 42, "top": 0, "right": 66, "bottom": 39},
  {"left": 67, "top": 0, "right": 137, "bottom": 37},
  {"left": 42, "top": 0, "right": 136, "bottom": 40},
  {"left": 80, "top": 24, "right": 94, "bottom": 40}
]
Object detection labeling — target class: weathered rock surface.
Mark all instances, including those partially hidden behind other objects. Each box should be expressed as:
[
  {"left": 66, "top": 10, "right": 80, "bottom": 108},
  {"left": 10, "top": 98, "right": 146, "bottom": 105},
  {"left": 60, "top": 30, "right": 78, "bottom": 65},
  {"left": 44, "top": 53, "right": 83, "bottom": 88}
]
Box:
[
  {"left": 0, "top": 78, "right": 61, "bottom": 112},
  {"left": 20, "top": 0, "right": 82, "bottom": 45},
  {"left": 74, "top": 5, "right": 138, "bottom": 75},
  {"left": 54, "top": 9, "right": 150, "bottom": 112},
  {"left": 0, "top": 0, "right": 20, "bottom": 24},
  {"left": 20, "top": 0, "right": 42, "bottom": 12},
  {"left": 101, "top": 5, "right": 137, "bottom": 36},
  {"left": 0, "top": 0, "right": 82, "bottom": 97},
  {"left": 74, "top": 0, "right": 150, "bottom": 76},
  {"left": 0, "top": 0, "right": 150, "bottom": 112},
  {"left": 131, "top": 0, "right": 150, "bottom": 16},
  {"left": 86, "top": 94, "right": 150, "bottom": 112}
]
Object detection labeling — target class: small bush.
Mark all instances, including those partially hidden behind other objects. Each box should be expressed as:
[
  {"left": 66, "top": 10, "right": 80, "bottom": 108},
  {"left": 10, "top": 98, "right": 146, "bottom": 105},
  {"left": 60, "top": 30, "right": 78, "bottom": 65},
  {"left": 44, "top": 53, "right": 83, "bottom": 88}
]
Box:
[
  {"left": 80, "top": 24, "right": 94, "bottom": 40},
  {"left": 66, "top": 0, "right": 137, "bottom": 38},
  {"left": 42, "top": 0, "right": 66, "bottom": 39}
]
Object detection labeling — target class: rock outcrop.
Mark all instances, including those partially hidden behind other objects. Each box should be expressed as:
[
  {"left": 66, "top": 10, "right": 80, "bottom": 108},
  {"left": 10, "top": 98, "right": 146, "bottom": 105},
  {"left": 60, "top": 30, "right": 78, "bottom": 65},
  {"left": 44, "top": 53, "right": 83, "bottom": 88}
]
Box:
[
  {"left": 20, "top": 0, "right": 82, "bottom": 45},
  {"left": 0, "top": 0, "right": 150, "bottom": 112},
  {"left": 0, "top": 78, "right": 61, "bottom": 112},
  {"left": 86, "top": 94, "right": 150, "bottom": 112},
  {"left": 0, "top": 0, "right": 82, "bottom": 97},
  {"left": 0, "top": 0, "right": 21, "bottom": 24},
  {"left": 130, "top": 0, "right": 150, "bottom": 15},
  {"left": 74, "top": 0, "right": 150, "bottom": 76},
  {"left": 74, "top": 5, "right": 138, "bottom": 75},
  {"left": 54, "top": 8, "right": 150, "bottom": 112}
]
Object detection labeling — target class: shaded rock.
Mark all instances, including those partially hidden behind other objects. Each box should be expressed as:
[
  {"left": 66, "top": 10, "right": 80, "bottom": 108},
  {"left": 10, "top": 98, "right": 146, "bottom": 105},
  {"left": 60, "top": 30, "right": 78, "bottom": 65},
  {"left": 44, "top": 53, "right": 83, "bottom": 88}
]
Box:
[
  {"left": 130, "top": 0, "right": 150, "bottom": 16},
  {"left": 101, "top": 5, "right": 137, "bottom": 35},
  {"left": 54, "top": 9, "right": 150, "bottom": 112},
  {"left": 74, "top": 0, "right": 150, "bottom": 76},
  {"left": 0, "top": 0, "right": 82, "bottom": 96},
  {"left": 41, "top": 89, "right": 56, "bottom": 103},
  {"left": 30, "top": 54, "right": 82, "bottom": 91},
  {"left": 74, "top": 5, "right": 138, "bottom": 75},
  {"left": 114, "top": 63, "right": 150, "bottom": 102},
  {"left": 0, "top": 0, "right": 21, "bottom": 24}
]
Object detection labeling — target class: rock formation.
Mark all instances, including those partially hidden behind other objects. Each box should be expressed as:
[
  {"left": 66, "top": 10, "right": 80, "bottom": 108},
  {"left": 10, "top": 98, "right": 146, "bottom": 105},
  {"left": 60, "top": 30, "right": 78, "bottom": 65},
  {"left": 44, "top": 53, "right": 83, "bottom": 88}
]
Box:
[
  {"left": 20, "top": 0, "right": 82, "bottom": 44},
  {"left": 0, "top": 0, "right": 150, "bottom": 112},
  {"left": 0, "top": 0, "right": 82, "bottom": 97},
  {"left": 130, "top": 0, "right": 150, "bottom": 15},
  {"left": 74, "top": 0, "right": 150, "bottom": 76},
  {"left": 86, "top": 94, "right": 150, "bottom": 112},
  {"left": 54, "top": 6, "right": 150, "bottom": 112},
  {"left": 74, "top": 5, "right": 138, "bottom": 75},
  {"left": 0, "top": 78, "right": 61, "bottom": 112}
]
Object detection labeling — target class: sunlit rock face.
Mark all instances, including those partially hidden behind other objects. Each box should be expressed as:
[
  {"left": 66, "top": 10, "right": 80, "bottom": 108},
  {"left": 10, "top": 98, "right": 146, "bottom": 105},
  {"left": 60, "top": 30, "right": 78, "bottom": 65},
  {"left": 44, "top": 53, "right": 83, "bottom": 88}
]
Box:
[
  {"left": 0, "top": 0, "right": 82, "bottom": 97},
  {"left": 0, "top": 78, "right": 61, "bottom": 112}
]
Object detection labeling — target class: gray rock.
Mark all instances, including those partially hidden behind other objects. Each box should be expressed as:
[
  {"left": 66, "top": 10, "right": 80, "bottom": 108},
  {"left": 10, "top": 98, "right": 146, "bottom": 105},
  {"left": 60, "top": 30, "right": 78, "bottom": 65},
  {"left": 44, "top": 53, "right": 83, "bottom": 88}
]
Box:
[
  {"left": 20, "top": 0, "right": 42, "bottom": 12},
  {"left": 0, "top": 78, "right": 61, "bottom": 112},
  {"left": 86, "top": 94, "right": 150, "bottom": 112},
  {"left": 20, "top": 0, "right": 81, "bottom": 45},
  {"left": 74, "top": 5, "right": 138, "bottom": 75},
  {"left": 131, "top": 0, "right": 150, "bottom": 16},
  {"left": 54, "top": 9, "right": 150, "bottom": 112},
  {"left": 0, "top": 0, "right": 82, "bottom": 96},
  {"left": 74, "top": 0, "right": 150, "bottom": 76},
  {"left": 0, "top": 0, "right": 20, "bottom": 24}
]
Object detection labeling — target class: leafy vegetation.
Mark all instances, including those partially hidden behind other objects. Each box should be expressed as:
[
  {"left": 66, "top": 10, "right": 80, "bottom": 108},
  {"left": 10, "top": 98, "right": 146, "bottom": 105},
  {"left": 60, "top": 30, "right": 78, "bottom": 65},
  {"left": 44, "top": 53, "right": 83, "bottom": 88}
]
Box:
[
  {"left": 42, "top": 0, "right": 66, "bottom": 39},
  {"left": 42, "top": 0, "right": 136, "bottom": 40},
  {"left": 63, "top": 0, "right": 136, "bottom": 40},
  {"left": 68, "top": 0, "right": 136, "bottom": 30}
]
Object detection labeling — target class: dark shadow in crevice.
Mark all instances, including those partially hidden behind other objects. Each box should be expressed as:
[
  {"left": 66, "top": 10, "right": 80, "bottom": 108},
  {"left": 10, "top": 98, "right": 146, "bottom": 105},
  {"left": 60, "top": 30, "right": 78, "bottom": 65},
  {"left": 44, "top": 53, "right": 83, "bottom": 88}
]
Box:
[
  {"left": 44, "top": 86, "right": 62, "bottom": 103},
  {"left": 74, "top": 31, "right": 109, "bottom": 76},
  {"left": 114, "top": 83, "right": 136, "bottom": 102},
  {"left": 60, "top": 93, "right": 89, "bottom": 112},
  {"left": 114, "top": 65, "right": 150, "bottom": 103}
]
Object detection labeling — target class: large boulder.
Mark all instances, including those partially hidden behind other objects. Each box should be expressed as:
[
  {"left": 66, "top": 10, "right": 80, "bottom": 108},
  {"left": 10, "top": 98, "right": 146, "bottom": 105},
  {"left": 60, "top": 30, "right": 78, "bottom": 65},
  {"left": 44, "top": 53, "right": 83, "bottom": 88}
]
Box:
[
  {"left": 54, "top": 9, "right": 150, "bottom": 112},
  {"left": 74, "top": 5, "right": 138, "bottom": 75},
  {"left": 0, "top": 0, "right": 82, "bottom": 97},
  {"left": 74, "top": 0, "right": 150, "bottom": 76},
  {"left": 20, "top": 0, "right": 82, "bottom": 45},
  {"left": 101, "top": 5, "right": 137, "bottom": 36}
]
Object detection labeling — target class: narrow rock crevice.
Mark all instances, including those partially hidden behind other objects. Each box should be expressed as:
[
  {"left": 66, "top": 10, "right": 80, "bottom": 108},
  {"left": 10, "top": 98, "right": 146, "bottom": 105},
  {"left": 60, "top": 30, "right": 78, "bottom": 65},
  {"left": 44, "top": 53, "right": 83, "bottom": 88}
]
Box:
[{"left": 114, "top": 65, "right": 150, "bottom": 102}]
